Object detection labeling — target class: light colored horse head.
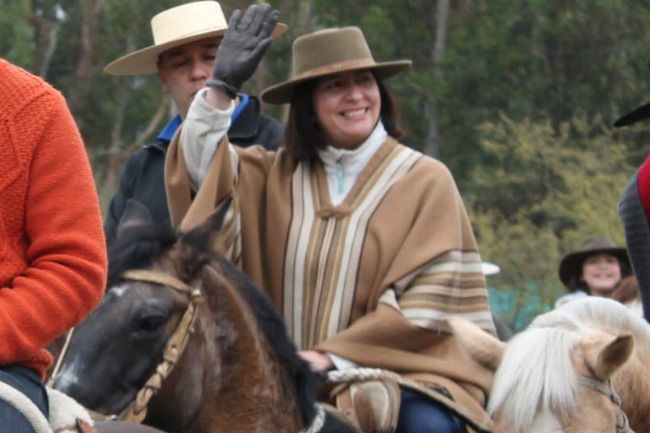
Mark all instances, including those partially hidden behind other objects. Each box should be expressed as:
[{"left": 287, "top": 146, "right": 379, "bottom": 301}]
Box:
[{"left": 447, "top": 297, "right": 650, "bottom": 433}]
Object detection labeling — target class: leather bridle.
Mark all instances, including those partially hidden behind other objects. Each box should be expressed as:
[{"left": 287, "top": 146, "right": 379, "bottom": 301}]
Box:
[
  {"left": 577, "top": 376, "right": 634, "bottom": 433},
  {"left": 116, "top": 269, "right": 204, "bottom": 423}
]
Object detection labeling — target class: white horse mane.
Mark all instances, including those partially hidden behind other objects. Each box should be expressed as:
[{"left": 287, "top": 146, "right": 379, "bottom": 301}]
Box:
[
  {"left": 489, "top": 297, "right": 650, "bottom": 433},
  {"left": 488, "top": 325, "right": 579, "bottom": 432},
  {"left": 549, "top": 296, "right": 650, "bottom": 358}
]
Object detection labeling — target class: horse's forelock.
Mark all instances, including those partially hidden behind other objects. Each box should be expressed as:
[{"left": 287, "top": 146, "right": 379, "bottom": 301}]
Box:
[
  {"left": 107, "top": 223, "right": 178, "bottom": 288},
  {"left": 530, "top": 311, "right": 580, "bottom": 331},
  {"left": 555, "top": 297, "right": 650, "bottom": 357},
  {"left": 489, "top": 327, "right": 579, "bottom": 432}
]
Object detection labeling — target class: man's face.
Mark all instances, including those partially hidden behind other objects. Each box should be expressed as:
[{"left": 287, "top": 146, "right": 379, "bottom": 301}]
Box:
[{"left": 157, "top": 37, "right": 220, "bottom": 118}]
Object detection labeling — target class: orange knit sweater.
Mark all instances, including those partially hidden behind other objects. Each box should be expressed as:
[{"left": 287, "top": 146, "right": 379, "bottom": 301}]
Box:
[{"left": 0, "top": 57, "right": 107, "bottom": 380}]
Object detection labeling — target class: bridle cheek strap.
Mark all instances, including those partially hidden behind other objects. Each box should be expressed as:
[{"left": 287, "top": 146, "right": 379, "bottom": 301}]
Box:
[
  {"left": 577, "top": 376, "right": 635, "bottom": 433},
  {"left": 117, "top": 269, "right": 205, "bottom": 423}
]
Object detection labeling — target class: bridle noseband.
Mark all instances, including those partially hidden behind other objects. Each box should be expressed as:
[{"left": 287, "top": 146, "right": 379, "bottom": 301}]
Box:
[{"left": 577, "top": 376, "right": 635, "bottom": 433}]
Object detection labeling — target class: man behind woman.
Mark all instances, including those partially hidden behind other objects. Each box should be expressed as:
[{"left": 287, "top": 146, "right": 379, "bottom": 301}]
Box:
[{"left": 165, "top": 4, "right": 495, "bottom": 433}]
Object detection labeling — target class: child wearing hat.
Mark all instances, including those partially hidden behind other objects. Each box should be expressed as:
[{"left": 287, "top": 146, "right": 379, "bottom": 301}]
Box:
[{"left": 555, "top": 235, "right": 642, "bottom": 315}]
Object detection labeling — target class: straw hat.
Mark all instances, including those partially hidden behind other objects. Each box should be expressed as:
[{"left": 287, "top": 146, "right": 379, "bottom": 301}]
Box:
[
  {"left": 104, "top": 1, "right": 287, "bottom": 76},
  {"left": 261, "top": 26, "right": 411, "bottom": 104},
  {"left": 558, "top": 235, "right": 629, "bottom": 291}
]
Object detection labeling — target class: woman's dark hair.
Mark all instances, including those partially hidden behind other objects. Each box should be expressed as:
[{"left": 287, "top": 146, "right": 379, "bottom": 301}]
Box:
[
  {"left": 567, "top": 256, "right": 632, "bottom": 294},
  {"left": 283, "top": 71, "right": 405, "bottom": 160}
]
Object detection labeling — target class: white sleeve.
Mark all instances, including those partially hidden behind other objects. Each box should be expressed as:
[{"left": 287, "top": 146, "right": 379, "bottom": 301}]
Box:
[
  {"left": 328, "top": 353, "right": 359, "bottom": 371},
  {"left": 181, "top": 88, "right": 235, "bottom": 190}
]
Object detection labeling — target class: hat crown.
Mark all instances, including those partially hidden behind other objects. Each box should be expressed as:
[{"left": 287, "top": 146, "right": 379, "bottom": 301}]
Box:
[
  {"left": 261, "top": 26, "right": 411, "bottom": 104},
  {"left": 581, "top": 235, "right": 618, "bottom": 251},
  {"left": 291, "top": 27, "right": 375, "bottom": 79},
  {"left": 151, "top": 1, "right": 227, "bottom": 46}
]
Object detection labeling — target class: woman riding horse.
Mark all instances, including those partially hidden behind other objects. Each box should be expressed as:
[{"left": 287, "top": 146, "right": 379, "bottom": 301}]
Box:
[{"left": 165, "top": 5, "right": 496, "bottom": 433}]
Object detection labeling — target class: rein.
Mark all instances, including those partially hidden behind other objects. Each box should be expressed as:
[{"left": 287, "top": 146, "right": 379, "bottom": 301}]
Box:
[
  {"left": 577, "top": 376, "right": 635, "bottom": 433},
  {"left": 298, "top": 405, "right": 326, "bottom": 433},
  {"left": 116, "top": 269, "right": 204, "bottom": 423}
]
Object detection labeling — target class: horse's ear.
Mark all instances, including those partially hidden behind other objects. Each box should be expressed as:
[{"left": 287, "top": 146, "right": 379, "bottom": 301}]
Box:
[
  {"left": 445, "top": 316, "right": 506, "bottom": 372},
  {"left": 116, "top": 199, "right": 154, "bottom": 240},
  {"left": 585, "top": 333, "right": 634, "bottom": 381},
  {"left": 179, "top": 196, "right": 233, "bottom": 254}
]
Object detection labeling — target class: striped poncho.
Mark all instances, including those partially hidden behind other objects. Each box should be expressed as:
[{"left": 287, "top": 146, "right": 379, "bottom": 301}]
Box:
[{"left": 166, "top": 131, "right": 496, "bottom": 432}]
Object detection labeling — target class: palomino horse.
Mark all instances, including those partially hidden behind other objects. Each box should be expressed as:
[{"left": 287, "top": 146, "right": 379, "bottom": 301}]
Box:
[
  {"left": 447, "top": 297, "right": 650, "bottom": 433},
  {"left": 52, "top": 200, "right": 355, "bottom": 433}
]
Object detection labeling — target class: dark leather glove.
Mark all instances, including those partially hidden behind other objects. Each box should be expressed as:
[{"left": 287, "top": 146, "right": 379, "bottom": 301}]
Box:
[{"left": 207, "top": 3, "right": 279, "bottom": 98}]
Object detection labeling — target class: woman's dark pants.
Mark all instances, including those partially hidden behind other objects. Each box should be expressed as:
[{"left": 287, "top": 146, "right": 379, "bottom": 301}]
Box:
[{"left": 395, "top": 389, "right": 466, "bottom": 433}]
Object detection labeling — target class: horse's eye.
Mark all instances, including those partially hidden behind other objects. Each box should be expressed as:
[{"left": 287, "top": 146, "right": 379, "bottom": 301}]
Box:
[{"left": 137, "top": 315, "right": 167, "bottom": 333}]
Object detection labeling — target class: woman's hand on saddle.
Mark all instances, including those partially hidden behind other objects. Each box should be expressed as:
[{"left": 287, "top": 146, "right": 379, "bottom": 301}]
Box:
[
  {"left": 207, "top": 3, "right": 279, "bottom": 100},
  {"left": 299, "top": 350, "right": 335, "bottom": 372}
]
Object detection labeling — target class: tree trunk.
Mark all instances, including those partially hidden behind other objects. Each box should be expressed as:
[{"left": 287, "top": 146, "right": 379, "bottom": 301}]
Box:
[
  {"left": 67, "top": 0, "right": 108, "bottom": 134},
  {"left": 423, "top": 0, "right": 450, "bottom": 158}
]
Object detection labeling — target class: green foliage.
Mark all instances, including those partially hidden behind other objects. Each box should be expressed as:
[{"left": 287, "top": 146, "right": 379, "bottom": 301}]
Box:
[
  {"left": 470, "top": 113, "right": 634, "bottom": 329},
  {"left": 0, "top": 0, "right": 35, "bottom": 67},
  {"left": 438, "top": 0, "right": 650, "bottom": 186}
]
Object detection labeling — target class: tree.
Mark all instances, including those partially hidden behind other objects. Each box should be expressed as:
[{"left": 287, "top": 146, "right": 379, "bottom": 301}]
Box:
[{"left": 470, "top": 113, "right": 634, "bottom": 329}]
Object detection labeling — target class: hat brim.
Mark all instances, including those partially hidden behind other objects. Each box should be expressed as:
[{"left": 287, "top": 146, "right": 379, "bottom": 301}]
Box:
[
  {"left": 558, "top": 247, "right": 630, "bottom": 290},
  {"left": 104, "top": 23, "right": 288, "bottom": 76},
  {"left": 260, "top": 60, "right": 412, "bottom": 104},
  {"left": 614, "top": 100, "right": 650, "bottom": 127}
]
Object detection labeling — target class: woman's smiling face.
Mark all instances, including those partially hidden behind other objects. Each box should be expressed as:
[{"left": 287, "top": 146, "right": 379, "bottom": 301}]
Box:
[
  {"left": 581, "top": 253, "right": 622, "bottom": 295},
  {"left": 312, "top": 70, "right": 381, "bottom": 150}
]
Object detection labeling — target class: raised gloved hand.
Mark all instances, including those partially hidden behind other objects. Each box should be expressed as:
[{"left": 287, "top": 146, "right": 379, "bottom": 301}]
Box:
[{"left": 207, "top": 3, "right": 279, "bottom": 98}]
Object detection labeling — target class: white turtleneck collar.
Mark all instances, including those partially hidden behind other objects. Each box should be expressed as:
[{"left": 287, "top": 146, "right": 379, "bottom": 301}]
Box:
[{"left": 316, "top": 121, "right": 388, "bottom": 206}]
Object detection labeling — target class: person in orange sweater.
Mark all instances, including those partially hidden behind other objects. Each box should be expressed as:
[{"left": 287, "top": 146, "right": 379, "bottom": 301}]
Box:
[{"left": 0, "top": 56, "right": 107, "bottom": 431}]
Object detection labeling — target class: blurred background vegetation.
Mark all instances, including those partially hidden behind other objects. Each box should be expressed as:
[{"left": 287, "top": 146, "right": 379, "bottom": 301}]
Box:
[{"left": 2, "top": 0, "right": 650, "bottom": 329}]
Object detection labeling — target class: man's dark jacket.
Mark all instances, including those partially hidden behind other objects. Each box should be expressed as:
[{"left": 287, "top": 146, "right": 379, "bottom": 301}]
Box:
[{"left": 104, "top": 95, "right": 283, "bottom": 245}]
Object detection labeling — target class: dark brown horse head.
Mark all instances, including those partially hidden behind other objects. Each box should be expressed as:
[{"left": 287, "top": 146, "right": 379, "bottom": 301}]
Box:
[{"left": 52, "top": 199, "right": 336, "bottom": 433}]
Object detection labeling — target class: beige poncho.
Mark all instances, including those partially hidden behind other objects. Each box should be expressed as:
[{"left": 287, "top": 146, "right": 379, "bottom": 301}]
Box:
[{"left": 166, "top": 132, "right": 496, "bottom": 432}]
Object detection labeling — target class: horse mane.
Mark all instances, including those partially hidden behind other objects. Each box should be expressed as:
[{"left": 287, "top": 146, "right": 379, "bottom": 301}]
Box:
[
  {"left": 544, "top": 297, "right": 650, "bottom": 358},
  {"left": 106, "top": 222, "right": 177, "bottom": 290},
  {"left": 488, "top": 326, "right": 579, "bottom": 432},
  {"left": 207, "top": 256, "right": 318, "bottom": 426}
]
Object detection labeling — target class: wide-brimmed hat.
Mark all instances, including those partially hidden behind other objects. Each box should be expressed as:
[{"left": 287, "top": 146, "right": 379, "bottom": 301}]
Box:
[
  {"left": 614, "top": 60, "right": 650, "bottom": 127},
  {"left": 558, "top": 235, "right": 629, "bottom": 290},
  {"left": 104, "top": 1, "right": 287, "bottom": 76},
  {"left": 261, "top": 26, "right": 412, "bottom": 104}
]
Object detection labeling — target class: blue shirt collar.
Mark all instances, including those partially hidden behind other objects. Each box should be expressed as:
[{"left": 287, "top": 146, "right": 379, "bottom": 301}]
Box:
[
  {"left": 156, "top": 114, "right": 182, "bottom": 143},
  {"left": 232, "top": 93, "right": 250, "bottom": 122},
  {"left": 156, "top": 93, "right": 251, "bottom": 143}
]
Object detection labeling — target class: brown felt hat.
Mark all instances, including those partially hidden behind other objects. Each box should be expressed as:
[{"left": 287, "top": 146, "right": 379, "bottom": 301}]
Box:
[
  {"left": 558, "top": 236, "right": 629, "bottom": 291},
  {"left": 104, "top": 1, "right": 287, "bottom": 76},
  {"left": 261, "top": 26, "right": 412, "bottom": 104}
]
